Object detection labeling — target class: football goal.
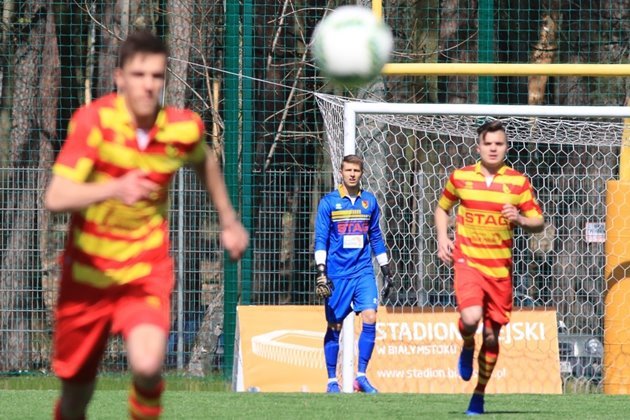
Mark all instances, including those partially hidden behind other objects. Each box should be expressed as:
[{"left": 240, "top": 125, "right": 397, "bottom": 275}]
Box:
[{"left": 315, "top": 93, "right": 630, "bottom": 393}]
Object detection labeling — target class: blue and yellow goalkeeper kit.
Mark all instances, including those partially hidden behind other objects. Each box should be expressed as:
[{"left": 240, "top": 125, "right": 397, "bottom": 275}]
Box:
[{"left": 314, "top": 185, "right": 387, "bottom": 322}]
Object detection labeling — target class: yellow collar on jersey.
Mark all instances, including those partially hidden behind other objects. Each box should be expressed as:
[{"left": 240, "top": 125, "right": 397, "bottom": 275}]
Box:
[
  {"left": 338, "top": 184, "right": 363, "bottom": 198},
  {"left": 474, "top": 161, "right": 508, "bottom": 176},
  {"left": 114, "top": 94, "right": 167, "bottom": 130}
]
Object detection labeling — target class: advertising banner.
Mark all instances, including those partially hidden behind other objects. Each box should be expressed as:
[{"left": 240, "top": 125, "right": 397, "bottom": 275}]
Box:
[{"left": 236, "top": 306, "right": 561, "bottom": 393}]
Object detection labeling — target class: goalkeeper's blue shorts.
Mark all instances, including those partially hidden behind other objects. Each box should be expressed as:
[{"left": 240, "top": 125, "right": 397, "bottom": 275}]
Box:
[{"left": 325, "top": 273, "right": 378, "bottom": 323}]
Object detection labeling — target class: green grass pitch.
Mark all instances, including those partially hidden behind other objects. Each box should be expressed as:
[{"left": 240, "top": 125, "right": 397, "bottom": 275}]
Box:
[{"left": 1, "top": 376, "right": 630, "bottom": 419}]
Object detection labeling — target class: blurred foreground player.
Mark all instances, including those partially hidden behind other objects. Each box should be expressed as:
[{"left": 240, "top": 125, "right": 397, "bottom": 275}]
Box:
[{"left": 45, "top": 30, "right": 248, "bottom": 419}]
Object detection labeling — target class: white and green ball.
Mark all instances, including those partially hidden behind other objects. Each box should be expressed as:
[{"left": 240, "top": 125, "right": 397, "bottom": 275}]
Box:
[{"left": 311, "top": 6, "right": 393, "bottom": 88}]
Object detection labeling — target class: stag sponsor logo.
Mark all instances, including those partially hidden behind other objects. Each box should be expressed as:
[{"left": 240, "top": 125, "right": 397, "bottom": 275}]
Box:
[
  {"left": 463, "top": 210, "right": 509, "bottom": 227},
  {"left": 337, "top": 220, "right": 368, "bottom": 234}
]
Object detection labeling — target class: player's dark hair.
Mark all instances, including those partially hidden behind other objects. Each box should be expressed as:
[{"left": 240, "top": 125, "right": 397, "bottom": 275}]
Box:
[
  {"left": 118, "top": 30, "right": 168, "bottom": 68},
  {"left": 342, "top": 154, "right": 364, "bottom": 171},
  {"left": 477, "top": 120, "right": 506, "bottom": 142}
]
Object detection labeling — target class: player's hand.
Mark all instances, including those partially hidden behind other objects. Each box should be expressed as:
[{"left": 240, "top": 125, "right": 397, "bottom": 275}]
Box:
[
  {"left": 221, "top": 218, "right": 249, "bottom": 261},
  {"left": 501, "top": 204, "right": 521, "bottom": 225},
  {"left": 315, "top": 264, "right": 333, "bottom": 299},
  {"left": 114, "top": 170, "right": 161, "bottom": 205},
  {"left": 380, "top": 265, "right": 393, "bottom": 302},
  {"left": 437, "top": 236, "right": 454, "bottom": 266}
]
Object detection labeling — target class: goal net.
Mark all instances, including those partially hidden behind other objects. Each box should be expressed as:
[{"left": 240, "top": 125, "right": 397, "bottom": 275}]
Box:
[{"left": 315, "top": 93, "right": 629, "bottom": 393}]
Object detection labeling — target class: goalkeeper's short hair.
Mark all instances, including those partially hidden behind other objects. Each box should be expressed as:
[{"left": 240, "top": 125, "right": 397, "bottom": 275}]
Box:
[{"left": 341, "top": 154, "right": 364, "bottom": 171}]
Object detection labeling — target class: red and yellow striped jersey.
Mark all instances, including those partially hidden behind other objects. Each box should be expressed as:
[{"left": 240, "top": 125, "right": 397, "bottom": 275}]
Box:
[
  {"left": 53, "top": 93, "right": 206, "bottom": 288},
  {"left": 437, "top": 162, "right": 543, "bottom": 280}
]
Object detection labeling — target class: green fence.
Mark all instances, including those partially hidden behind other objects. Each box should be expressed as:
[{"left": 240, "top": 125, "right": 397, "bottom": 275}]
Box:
[{"left": 0, "top": 1, "right": 628, "bottom": 391}]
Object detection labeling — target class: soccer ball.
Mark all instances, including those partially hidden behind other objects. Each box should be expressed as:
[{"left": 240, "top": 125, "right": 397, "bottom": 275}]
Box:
[{"left": 311, "top": 6, "right": 393, "bottom": 88}]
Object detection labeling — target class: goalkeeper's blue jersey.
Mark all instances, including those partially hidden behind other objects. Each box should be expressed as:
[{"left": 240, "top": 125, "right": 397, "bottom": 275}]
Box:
[{"left": 314, "top": 185, "right": 387, "bottom": 281}]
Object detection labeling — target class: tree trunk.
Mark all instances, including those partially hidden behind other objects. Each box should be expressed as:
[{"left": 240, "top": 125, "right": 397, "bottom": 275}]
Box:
[
  {"left": 552, "top": 0, "right": 591, "bottom": 106},
  {"left": 0, "top": 0, "right": 47, "bottom": 371},
  {"left": 164, "top": 0, "right": 205, "bottom": 372},
  {"left": 597, "top": 0, "right": 630, "bottom": 105},
  {"left": 438, "top": 0, "right": 478, "bottom": 103},
  {"left": 251, "top": 0, "right": 300, "bottom": 304},
  {"left": 0, "top": 0, "right": 14, "bottom": 166},
  {"left": 34, "top": 3, "right": 60, "bottom": 367},
  {"left": 93, "top": 0, "right": 145, "bottom": 99},
  {"left": 528, "top": 13, "right": 558, "bottom": 105},
  {"left": 166, "top": 0, "right": 194, "bottom": 107},
  {"left": 97, "top": 0, "right": 125, "bottom": 96},
  {"left": 188, "top": 0, "right": 223, "bottom": 142},
  {"left": 185, "top": 0, "right": 227, "bottom": 375}
]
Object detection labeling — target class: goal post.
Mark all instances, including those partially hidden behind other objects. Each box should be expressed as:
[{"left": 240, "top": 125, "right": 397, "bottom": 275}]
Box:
[{"left": 315, "top": 93, "right": 630, "bottom": 393}]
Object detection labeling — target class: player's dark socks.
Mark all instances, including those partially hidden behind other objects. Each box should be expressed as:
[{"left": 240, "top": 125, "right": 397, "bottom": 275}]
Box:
[
  {"left": 457, "top": 318, "right": 476, "bottom": 381},
  {"left": 54, "top": 399, "right": 86, "bottom": 420},
  {"left": 54, "top": 399, "right": 63, "bottom": 420},
  {"left": 358, "top": 322, "right": 376, "bottom": 373},
  {"left": 54, "top": 399, "right": 62, "bottom": 420},
  {"left": 129, "top": 380, "right": 164, "bottom": 420},
  {"left": 324, "top": 328, "right": 341, "bottom": 379},
  {"left": 466, "top": 393, "right": 485, "bottom": 416},
  {"left": 458, "top": 318, "right": 475, "bottom": 349},
  {"left": 474, "top": 343, "right": 499, "bottom": 395},
  {"left": 458, "top": 346, "right": 474, "bottom": 381}
]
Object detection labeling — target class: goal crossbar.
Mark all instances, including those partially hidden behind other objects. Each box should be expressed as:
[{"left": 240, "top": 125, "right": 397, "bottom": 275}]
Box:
[
  {"left": 343, "top": 102, "right": 630, "bottom": 154},
  {"left": 380, "top": 63, "right": 630, "bottom": 77}
]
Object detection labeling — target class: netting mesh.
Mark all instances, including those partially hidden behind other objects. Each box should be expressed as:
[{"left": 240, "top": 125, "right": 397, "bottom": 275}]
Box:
[{"left": 316, "top": 93, "right": 626, "bottom": 390}]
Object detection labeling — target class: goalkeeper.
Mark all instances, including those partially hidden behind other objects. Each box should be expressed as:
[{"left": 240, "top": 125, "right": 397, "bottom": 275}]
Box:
[
  {"left": 314, "top": 154, "right": 392, "bottom": 394},
  {"left": 435, "top": 120, "right": 544, "bottom": 415}
]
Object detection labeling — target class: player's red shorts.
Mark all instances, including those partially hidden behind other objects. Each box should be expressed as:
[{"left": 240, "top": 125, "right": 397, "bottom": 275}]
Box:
[
  {"left": 453, "top": 255, "right": 512, "bottom": 326},
  {"left": 52, "top": 259, "right": 174, "bottom": 382}
]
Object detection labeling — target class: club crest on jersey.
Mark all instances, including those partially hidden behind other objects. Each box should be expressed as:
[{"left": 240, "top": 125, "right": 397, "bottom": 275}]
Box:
[
  {"left": 335, "top": 203, "right": 342, "bottom": 209},
  {"left": 502, "top": 184, "right": 511, "bottom": 194},
  {"left": 361, "top": 200, "right": 369, "bottom": 209}
]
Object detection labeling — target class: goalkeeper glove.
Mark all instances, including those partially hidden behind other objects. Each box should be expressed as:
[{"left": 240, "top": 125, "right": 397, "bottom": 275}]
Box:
[
  {"left": 380, "top": 265, "right": 393, "bottom": 302},
  {"left": 315, "top": 264, "right": 333, "bottom": 299}
]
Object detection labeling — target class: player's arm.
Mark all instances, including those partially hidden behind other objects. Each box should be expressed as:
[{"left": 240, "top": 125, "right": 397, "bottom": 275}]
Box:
[
  {"left": 434, "top": 206, "right": 454, "bottom": 265},
  {"left": 367, "top": 198, "right": 393, "bottom": 300},
  {"left": 45, "top": 176, "right": 112, "bottom": 212},
  {"left": 501, "top": 204, "right": 544, "bottom": 233},
  {"left": 314, "top": 198, "right": 333, "bottom": 298},
  {"left": 502, "top": 177, "right": 545, "bottom": 234},
  {"left": 192, "top": 146, "right": 238, "bottom": 226},
  {"left": 45, "top": 172, "right": 158, "bottom": 212},
  {"left": 314, "top": 197, "right": 332, "bottom": 260},
  {"left": 191, "top": 145, "right": 248, "bottom": 261},
  {"left": 518, "top": 214, "right": 545, "bottom": 233},
  {"left": 435, "top": 175, "right": 457, "bottom": 265}
]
